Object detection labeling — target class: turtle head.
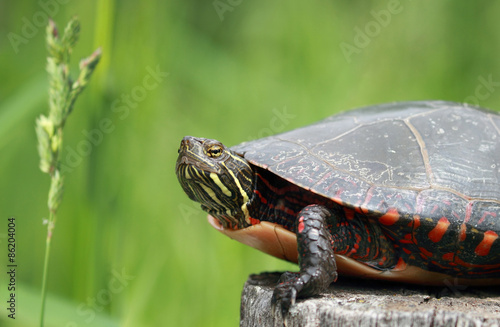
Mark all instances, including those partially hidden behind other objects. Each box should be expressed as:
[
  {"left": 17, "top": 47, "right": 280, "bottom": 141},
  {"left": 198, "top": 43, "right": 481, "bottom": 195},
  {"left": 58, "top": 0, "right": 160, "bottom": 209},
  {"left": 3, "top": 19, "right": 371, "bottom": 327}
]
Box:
[{"left": 175, "top": 136, "right": 254, "bottom": 229}]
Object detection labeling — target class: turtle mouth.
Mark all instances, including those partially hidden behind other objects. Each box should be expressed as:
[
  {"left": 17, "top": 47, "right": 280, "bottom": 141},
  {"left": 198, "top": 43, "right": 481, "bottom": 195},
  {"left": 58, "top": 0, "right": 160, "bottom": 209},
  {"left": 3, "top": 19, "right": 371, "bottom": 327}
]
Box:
[
  {"left": 175, "top": 155, "right": 194, "bottom": 174},
  {"left": 208, "top": 215, "right": 225, "bottom": 231}
]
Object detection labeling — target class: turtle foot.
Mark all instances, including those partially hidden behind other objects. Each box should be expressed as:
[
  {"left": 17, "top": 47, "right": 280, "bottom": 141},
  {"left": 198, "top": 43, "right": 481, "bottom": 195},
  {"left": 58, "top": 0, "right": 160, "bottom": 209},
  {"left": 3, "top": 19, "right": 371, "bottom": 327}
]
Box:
[
  {"left": 270, "top": 272, "right": 301, "bottom": 316},
  {"left": 271, "top": 205, "right": 339, "bottom": 318}
]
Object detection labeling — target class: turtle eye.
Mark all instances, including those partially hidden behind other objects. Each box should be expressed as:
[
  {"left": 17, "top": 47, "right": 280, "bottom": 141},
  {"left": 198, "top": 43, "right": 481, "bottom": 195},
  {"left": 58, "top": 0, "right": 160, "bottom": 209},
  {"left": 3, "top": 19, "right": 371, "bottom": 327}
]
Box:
[{"left": 206, "top": 144, "right": 223, "bottom": 158}]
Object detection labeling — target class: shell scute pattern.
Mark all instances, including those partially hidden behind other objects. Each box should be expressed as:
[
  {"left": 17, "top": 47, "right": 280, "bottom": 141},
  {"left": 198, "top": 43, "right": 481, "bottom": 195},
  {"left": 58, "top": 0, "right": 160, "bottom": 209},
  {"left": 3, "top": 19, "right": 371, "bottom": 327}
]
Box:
[
  {"left": 232, "top": 101, "right": 500, "bottom": 210},
  {"left": 408, "top": 107, "right": 500, "bottom": 199}
]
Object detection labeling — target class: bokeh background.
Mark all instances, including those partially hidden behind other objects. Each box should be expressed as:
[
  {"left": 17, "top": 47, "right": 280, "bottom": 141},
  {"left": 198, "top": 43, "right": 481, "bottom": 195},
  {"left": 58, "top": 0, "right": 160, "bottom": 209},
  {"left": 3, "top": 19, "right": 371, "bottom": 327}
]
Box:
[{"left": 1, "top": 1, "right": 500, "bottom": 326}]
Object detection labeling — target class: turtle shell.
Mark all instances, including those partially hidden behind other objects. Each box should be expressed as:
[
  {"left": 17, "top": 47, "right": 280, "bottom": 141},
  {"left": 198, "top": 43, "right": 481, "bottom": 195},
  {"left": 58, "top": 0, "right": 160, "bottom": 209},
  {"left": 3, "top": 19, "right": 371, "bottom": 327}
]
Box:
[
  {"left": 231, "top": 101, "right": 500, "bottom": 210},
  {"left": 218, "top": 101, "right": 500, "bottom": 284}
]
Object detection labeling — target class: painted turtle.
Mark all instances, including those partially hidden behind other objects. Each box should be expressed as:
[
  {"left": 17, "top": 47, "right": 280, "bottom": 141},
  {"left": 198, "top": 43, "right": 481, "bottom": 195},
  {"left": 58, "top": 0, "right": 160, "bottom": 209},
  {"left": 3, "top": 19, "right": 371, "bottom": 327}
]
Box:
[{"left": 175, "top": 101, "right": 500, "bottom": 316}]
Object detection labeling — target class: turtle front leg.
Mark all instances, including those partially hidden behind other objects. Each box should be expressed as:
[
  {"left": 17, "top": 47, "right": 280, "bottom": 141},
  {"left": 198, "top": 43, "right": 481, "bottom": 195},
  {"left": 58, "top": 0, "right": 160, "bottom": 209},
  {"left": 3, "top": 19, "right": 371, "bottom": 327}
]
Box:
[{"left": 271, "top": 204, "right": 338, "bottom": 317}]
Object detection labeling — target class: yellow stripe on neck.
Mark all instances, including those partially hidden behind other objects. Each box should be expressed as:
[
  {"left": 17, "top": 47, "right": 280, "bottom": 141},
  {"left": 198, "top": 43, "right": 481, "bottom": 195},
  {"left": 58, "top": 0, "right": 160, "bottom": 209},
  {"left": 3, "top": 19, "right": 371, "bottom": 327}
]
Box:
[
  {"left": 224, "top": 162, "right": 250, "bottom": 223},
  {"left": 210, "top": 173, "right": 232, "bottom": 197}
]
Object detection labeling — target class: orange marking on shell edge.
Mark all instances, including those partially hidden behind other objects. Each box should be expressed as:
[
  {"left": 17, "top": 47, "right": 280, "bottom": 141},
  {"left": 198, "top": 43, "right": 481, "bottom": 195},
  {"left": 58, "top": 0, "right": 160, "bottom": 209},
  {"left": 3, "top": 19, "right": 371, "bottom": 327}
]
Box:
[
  {"left": 465, "top": 202, "right": 473, "bottom": 223},
  {"left": 402, "top": 248, "right": 412, "bottom": 255},
  {"left": 478, "top": 211, "right": 497, "bottom": 225},
  {"left": 459, "top": 223, "right": 467, "bottom": 242},
  {"left": 358, "top": 187, "right": 374, "bottom": 214},
  {"left": 428, "top": 217, "right": 450, "bottom": 243},
  {"left": 442, "top": 252, "right": 454, "bottom": 261},
  {"left": 475, "top": 231, "right": 499, "bottom": 256},
  {"left": 379, "top": 208, "right": 399, "bottom": 226},
  {"left": 354, "top": 207, "right": 364, "bottom": 214},
  {"left": 413, "top": 215, "right": 420, "bottom": 228},
  {"left": 358, "top": 207, "right": 369, "bottom": 214}
]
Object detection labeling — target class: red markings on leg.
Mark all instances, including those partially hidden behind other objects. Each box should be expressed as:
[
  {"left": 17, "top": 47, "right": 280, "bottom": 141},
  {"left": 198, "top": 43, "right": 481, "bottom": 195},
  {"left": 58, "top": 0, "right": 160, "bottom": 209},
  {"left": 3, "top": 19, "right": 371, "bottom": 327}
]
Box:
[{"left": 298, "top": 216, "right": 305, "bottom": 233}]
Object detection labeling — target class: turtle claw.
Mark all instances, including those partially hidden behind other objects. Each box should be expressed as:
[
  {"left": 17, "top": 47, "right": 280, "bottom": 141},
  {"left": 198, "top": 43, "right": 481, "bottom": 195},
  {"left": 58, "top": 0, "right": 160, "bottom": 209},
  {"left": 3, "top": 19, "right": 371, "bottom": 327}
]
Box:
[{"left": 271, "top": 278, "right": 300, "bottom": 319}]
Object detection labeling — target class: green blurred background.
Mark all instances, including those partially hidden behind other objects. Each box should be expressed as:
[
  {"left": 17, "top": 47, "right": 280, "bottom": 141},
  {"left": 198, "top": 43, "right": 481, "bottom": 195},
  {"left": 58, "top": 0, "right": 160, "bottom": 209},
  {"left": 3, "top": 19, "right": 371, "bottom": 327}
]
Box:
[{"left": 1, "top": 1, "right": 500, "bottom": 326}]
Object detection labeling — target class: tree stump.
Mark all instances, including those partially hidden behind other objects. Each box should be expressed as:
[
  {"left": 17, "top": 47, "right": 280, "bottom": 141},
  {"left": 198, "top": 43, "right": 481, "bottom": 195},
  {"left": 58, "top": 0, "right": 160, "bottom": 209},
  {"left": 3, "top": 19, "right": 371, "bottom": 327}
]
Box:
[{"left": 240, "top": 272, "right": 500, "bottom": 327}]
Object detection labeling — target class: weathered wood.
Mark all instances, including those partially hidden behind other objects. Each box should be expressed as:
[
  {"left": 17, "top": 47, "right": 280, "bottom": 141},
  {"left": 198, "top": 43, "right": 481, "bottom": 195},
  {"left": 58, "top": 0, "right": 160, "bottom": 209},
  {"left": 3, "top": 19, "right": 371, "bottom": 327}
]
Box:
[{"left": 241, "top": 272, "right": 500, "bottom": 327}]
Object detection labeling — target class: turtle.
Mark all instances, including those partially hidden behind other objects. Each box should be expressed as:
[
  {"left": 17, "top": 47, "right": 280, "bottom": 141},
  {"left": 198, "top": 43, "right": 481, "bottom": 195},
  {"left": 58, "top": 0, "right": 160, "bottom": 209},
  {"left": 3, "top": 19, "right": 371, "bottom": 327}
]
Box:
[{"left": 175, "top": 101, "right": 500, "bottom": 316}]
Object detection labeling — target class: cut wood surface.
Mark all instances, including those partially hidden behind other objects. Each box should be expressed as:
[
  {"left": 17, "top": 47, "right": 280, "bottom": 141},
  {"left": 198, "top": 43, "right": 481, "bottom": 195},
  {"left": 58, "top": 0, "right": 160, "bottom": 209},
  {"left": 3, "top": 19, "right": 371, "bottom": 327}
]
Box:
[{"left": 240, "top": 272, "right": 500, "bottom": 327}]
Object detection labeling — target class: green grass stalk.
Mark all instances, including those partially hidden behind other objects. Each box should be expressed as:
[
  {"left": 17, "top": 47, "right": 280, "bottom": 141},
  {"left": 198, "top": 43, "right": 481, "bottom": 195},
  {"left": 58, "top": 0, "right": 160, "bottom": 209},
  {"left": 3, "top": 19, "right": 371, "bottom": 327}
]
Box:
[
  {"left": 39, "top": 211, "right": 54, "bottom": 326},
  {"left": 37, "top": 18, "right": 101, "bottom": 327}
]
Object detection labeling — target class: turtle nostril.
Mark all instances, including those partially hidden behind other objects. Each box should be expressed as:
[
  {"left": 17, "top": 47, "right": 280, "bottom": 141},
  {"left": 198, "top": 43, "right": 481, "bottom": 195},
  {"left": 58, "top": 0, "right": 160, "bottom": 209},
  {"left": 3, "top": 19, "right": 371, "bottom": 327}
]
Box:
[{"left": 180, "top": 137, "right": 192, "bottom": 150}]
